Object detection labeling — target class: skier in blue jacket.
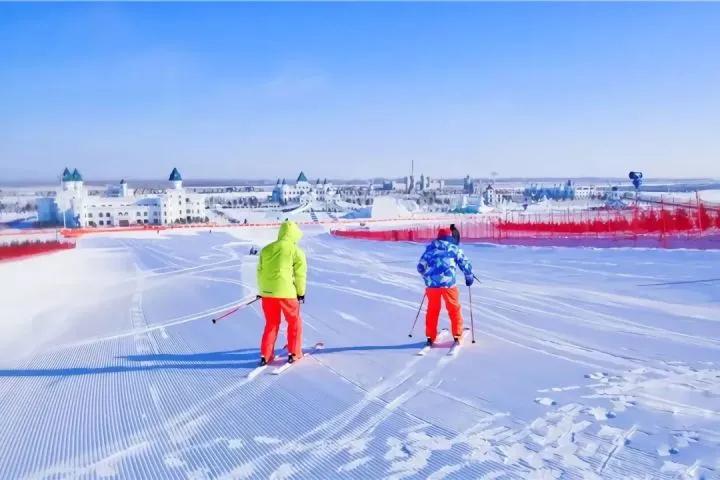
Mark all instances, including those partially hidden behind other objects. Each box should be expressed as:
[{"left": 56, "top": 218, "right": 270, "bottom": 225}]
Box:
[{"left": 417, "top": 228, "right": 474, "bottom": 346}]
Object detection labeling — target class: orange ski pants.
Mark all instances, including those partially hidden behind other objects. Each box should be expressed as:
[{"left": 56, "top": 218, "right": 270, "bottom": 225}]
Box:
[
  {"left": 260, "top": 297, "right": 303, "bottom": 361},
  {"left": 425, "top": 286, "right": 464, "bottom": 341}
]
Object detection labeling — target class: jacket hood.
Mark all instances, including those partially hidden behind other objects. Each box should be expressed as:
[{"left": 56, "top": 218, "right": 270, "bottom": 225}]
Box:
[{"left": 278, "top": 220, "right": 303, "bottom": 243}]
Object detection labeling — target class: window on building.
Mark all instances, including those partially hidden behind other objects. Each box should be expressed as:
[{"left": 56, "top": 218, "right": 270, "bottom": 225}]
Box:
[
  {"left": 143, "top": 212, "right": 148, "bottom": 216},
  {"left": 99, "top": 220, "right": 104, "bottom": 226},
  {"left": 88, "top": 213, "right": 93, "bottom": 218},
  {"left": 136, "top": 212, "right": 140, "bottom": 216}
]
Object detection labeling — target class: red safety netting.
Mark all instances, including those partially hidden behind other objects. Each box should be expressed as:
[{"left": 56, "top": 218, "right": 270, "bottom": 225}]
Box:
[
  {"left": 497, "top": 206, "right": 720, "bottom": 235},
  {"left": 0, "top": 240, "right": 76, "bottom": 261},
  {"left": 331, "top": 201, "right": 720, "bottom": 247}
]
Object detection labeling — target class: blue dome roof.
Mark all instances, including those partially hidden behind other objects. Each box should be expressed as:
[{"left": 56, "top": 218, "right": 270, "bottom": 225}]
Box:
[
  {"left": 297, "top": 171, "right": 308, "bottom": 183},
  {"left": 62, "top": 168, "right": 72, "bottom": 182},
  {"left": 71, "top": 168, "right": 83, "bottom": 181},
  {"left": 168, "top": 168, "right": 182, "bottom": 181}
]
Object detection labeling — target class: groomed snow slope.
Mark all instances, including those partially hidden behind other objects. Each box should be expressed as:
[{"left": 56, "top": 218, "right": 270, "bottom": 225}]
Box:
[{"left": 0, "top": 227, "right": 719, "bottom": 479}]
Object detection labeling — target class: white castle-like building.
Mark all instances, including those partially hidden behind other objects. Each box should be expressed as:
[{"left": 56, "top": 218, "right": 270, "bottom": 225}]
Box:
[
  {"left": 271, "top": 171, "right": 335, "bottom": 204},
  {"left": 37, "top": 168, "right": 205, "bottom": 228}
]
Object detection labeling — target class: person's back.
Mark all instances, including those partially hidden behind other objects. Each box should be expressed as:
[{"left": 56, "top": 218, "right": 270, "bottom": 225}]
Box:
[
  {"left": 257, "top": 221, "right": 306, "bottom": 299},
  {"left": 417, "top": 228, "right": 473, "bottom": 345},
  {"left": 418, "top": 237, "right": 472, "bottom": 289},
  {"left": 256, "top": 221, "right": 307, "bottom": 365}
]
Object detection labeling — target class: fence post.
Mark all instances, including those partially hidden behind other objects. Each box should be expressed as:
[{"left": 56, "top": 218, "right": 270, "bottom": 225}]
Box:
[{"left": 696, "top": 191, "right": 703, "bottom": 234}]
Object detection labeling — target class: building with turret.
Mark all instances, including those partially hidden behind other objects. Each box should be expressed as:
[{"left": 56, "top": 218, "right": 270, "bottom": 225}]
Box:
[
  {"left": 37, "top": 168, "right": 206, "bottom": 227},
  {"left": 271, "top": 171, "right": 335, "bottom": 204}
]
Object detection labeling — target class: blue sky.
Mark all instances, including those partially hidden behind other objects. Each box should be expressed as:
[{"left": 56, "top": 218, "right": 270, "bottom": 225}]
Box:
[{"left": 1, "top": 2, "right": 719, "bottom": 181}]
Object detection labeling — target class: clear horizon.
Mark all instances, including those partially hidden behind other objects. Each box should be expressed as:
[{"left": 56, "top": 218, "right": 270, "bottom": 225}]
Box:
[{"left": 1, "top": 2, "right": 719, "bottom": 181}]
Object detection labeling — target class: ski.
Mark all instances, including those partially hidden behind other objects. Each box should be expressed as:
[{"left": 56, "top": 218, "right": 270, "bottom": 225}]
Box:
[
  {"left": 417, "top": 329, "right": 450, "bottom": 356},
  {"left": 447, "top": 328, "right": 471, "bottom": 357},
  {"left": 246, "top": 364, "right": 269, "bottom": 380},
  {"left": 271, "top": 342, "right": 324, "bottom": 375},
  {"left": 247, "top": 344, "right": 288, "bottom": 379}
]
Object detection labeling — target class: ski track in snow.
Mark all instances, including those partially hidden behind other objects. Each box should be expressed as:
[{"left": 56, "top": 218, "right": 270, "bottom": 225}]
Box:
[{"left": 1, "top": 231, "right": 719, "bottom": 479}]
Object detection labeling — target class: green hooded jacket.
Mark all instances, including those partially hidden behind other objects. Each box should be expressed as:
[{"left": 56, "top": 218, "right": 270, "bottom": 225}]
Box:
[{"left": 257, "top": 221, "right": 307, "bottom": 299}]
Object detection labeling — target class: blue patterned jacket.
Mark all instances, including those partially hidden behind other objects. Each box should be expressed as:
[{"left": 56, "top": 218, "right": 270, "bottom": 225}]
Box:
[{"left": 417, "top": 238, "right": 473, "bottom": 288}]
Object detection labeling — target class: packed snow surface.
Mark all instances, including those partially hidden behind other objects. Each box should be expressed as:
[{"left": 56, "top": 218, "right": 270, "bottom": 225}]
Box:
[
  {"left": 641, "top": 189, "right": 720, "bottom": 204},
  {"left": 371, "top": 197, "right": 419, "bottom": 220},
  {"left": 1, "top": 227, "right": 719, "bottom": 479}
]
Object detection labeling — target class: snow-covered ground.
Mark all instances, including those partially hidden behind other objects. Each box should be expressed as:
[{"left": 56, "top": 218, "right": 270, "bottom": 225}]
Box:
[
  {"left": 0, "top": 212, "right": 36, "bottom": 223},
  {"left": 1, "top": 227, "right": 719, "bottom": 479},
  {"left": 641, "top": 190, "right": 720, "bottom": 205},
  {"left": 218, "top": 208, "right": 283, "bottom": 224},
  {"left": 220, "top": 207, "right": 324, "bottom": 225},
  {"left": 492, "top": 199, "right": 607, "bottom": 213}
]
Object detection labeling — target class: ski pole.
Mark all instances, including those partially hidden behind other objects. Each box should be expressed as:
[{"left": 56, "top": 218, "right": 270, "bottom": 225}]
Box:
[
  {"left": 408, "top": 293, "right": 426, "bottom": 338},
  {"left": 211, "top": 296, "right": 260, "bottom": 324},
  {"left": 468, "top": 286, "right": 476, "bottom": 343},
  {"left": 473, "top": 274, "right": 482, "bottom": 284}
]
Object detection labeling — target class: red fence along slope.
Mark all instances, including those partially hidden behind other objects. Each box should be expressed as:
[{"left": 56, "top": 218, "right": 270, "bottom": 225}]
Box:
[{"left": 0, "top": 241, "right": 76, "bottom": 261}]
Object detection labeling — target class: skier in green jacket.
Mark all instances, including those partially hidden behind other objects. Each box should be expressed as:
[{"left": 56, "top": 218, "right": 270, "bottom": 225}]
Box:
[{"left": 256, "top": 220, "right": 307, "bottom": 365}]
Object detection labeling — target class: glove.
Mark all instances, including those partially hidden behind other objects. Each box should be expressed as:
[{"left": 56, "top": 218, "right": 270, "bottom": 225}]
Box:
[
  {"left": 297, "top": 295, "right": 305, "bottom": 304},
  {"left": 465, "top": 276, "right": 474, "bottom": 287}
]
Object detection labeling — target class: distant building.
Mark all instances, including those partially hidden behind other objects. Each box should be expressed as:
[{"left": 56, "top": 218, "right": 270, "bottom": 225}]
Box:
[
  {"left": 271, "top": 172, "right": 335, "bottom": 204},
  {"left": 382, "top": 180, "right": 406, "bottom": 192},
  {"left": 574, "top": 185, "right": 600, "bottom": 200},
  {"left": 482, "top": 184, "right": 502, "bottom": 206},
  {"left": 463, "top": 175, "right": 481, "bottom": 194},
  {"left": 405, "top": 173, "right": 444, "bottom": 193},
  {"left": 105, "top": 179, "right": 131, "bottom": 198},
  {"left": 523, "top": 181, "right": 576, "bottom": 202},
  {"left": 404, "top": 175, "right": 415, "bottom": 194},
  {"left": 37, "top": 168, "right": 205, "bottom": 227}
]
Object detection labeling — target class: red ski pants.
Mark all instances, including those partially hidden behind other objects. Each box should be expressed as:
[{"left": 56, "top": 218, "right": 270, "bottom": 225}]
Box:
[
  {"left": 260, "top": 297, "right": 303, "bottom": 360},
  {"left": 425, "top": 286, "right": 464, "bottom": 341}
]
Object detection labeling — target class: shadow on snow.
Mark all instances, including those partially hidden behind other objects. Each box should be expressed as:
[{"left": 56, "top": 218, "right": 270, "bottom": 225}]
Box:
[{"left": 0, "top": 342, "right": 423, "bottom": 377}]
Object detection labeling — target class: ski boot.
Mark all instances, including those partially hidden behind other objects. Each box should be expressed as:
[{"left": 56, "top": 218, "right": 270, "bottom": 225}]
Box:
[
  {"left": 287, "top": 354, "right": 295, "bottom": 364},
  {"left": 426, "top": 337, "right": 433, "bottom": 347},
  {"left": 259, "top": 357, "right": 268, "bottom": 367},
  {"left": 452, "top": 336, "right": 461, "bottom": 346}
]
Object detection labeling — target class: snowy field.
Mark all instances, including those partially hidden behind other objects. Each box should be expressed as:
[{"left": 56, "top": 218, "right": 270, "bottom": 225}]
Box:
[
  {"left": 641, "top": 190, "right": 720, "bottom": 205},
  {"left": 1, "top": 227, "right": 719, "bottom": 479}
]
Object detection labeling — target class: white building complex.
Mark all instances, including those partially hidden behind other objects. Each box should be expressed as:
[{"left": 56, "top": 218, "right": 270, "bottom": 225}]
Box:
[
  {"left": 37, "top": 168, "right": 206, "bottom": 228},
  {"left": 271, "top": 172, "right": 335, "bottom": 204}
]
